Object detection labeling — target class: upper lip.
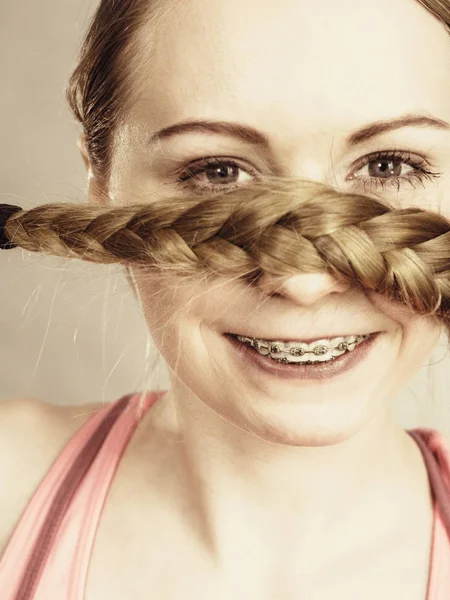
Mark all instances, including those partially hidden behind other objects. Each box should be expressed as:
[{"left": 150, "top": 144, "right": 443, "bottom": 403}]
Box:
[{"left": 228, "top": 332, "right": 379, "bottom": 344}]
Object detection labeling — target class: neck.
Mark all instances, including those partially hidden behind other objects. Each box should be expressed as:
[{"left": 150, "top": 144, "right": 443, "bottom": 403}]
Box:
[{"left": 146, "top": 383, "right": 430, "bottom": 567}]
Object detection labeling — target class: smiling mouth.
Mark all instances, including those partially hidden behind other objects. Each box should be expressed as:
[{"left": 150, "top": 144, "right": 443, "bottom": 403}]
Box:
[{"left": 226, "top": 332, "right": 377, "bottom": 364}]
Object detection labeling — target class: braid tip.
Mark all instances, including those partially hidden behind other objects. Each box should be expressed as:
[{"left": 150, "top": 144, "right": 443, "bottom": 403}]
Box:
[{"left": 0, "top": 204, "right": 22, "bottom": 250}]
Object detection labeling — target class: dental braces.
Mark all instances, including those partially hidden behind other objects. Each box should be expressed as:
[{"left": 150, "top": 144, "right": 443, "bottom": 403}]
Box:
[{"left": 236, "top": 334, "right": 370, "bottom": 364}]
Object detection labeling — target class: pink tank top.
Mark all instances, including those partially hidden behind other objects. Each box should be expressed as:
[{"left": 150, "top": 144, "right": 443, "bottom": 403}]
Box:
[{"left": 0, "top": 391, "right": 449, "bottom": 599}]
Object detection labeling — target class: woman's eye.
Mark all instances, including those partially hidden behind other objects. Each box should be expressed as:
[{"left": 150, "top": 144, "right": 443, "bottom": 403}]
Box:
[
  {"left": 175, "top": 157, "right": 258, "bottom": 195},
  {"left": 347, "top": 150, "right": 441, "bottom": 192},
  {"left": 353, "top": 156, "right": 414, "bottom": 179}
]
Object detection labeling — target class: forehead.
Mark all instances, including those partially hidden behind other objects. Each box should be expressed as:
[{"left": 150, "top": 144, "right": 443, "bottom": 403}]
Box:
[{"left": 130, "top": 0, "right": 449, "bottom": 140}]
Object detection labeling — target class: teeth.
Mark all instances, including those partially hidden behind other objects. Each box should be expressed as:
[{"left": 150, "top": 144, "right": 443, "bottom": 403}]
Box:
[{"left": 236, "top": 334, "right": 371, "bottom": 364}]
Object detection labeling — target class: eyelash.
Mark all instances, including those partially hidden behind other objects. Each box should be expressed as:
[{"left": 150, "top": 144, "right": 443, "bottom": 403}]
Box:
[{"left": 174, "top": 150, "right": 441, "bottom": 196}]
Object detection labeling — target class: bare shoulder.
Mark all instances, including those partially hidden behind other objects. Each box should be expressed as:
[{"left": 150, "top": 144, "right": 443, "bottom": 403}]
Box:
[{"left": 0, "top": 396, "right": 104, "bottom": 556}]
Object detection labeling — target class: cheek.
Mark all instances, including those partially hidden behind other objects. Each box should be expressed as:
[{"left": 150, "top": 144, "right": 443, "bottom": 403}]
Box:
[
  {"left": 401, "top": 321, "right": 441, "bottom": 370},
  {"left": 130, "top": 270, "right": 209, "bottom": 360},
  {"left": 129, "top": 270, "right": 183, "bottom": 340},
  {"left": 368, "top": 291, "right": 442, "bottom": 366}
]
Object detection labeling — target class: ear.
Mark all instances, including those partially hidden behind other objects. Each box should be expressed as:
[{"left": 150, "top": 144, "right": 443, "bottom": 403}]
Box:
[
  {"left": 77, "top": 133, "right": 90, "bottom": 172},
  {"left": 79, "top": 134, "right": 132, "bottom": 288},
  {"left": 77, "top": 133, "right": 108, "bottom": 206}
]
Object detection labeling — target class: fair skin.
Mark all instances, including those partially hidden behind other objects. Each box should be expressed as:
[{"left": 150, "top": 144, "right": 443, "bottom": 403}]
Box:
[{"left": 80, "top": 0, "right": 450, "bottom": 597}]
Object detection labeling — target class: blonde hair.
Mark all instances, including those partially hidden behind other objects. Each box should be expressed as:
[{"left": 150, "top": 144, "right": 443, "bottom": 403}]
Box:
[
  {"left": 4, "top": 176, "right": 450, "bottom": 330},
  {"left": 2, "top": 0, "right": 450, "bottom": 337}
]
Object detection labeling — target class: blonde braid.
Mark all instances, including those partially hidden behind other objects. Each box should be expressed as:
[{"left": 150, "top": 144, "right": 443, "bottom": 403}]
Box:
[{"left": 2, "top": 177, "right": 450, "bottom": 327}]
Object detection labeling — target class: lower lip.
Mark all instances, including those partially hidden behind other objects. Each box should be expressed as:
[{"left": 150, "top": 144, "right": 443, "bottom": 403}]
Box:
[{"left": 224, "top": 333, "right": 381, "bottom": 381}]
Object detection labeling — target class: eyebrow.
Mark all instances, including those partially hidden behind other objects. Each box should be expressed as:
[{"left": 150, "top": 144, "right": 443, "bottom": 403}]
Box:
[
  {"left": 347, "top": 114, "right": 450, "bottom": 146},
  {"left": 148, "top": 113, "right": 450, "bottom": 149}
]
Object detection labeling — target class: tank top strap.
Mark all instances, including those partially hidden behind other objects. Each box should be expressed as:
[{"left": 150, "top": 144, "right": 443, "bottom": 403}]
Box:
[
  {"left": 408, "top": 429, "right": 450, "bottom": 539},
  {"left": 0, "top": 390, "right": 165, "bottom": 600},
  {"left": 409, "top": 429, "right": 450, "bottom": 599},
  {"left": 48, "top": 391, "right": 164, "bottom": 600}
]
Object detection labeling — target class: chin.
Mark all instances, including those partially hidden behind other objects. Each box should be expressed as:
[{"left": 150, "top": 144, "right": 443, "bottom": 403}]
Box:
[{"left": 206, "top": 382, "right": 382, "bottom": 448}]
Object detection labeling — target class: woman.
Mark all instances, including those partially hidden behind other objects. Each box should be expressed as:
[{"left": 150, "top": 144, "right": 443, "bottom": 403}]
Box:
[{"left": 0, "top": 0, "right": 449, "bottom": 598}]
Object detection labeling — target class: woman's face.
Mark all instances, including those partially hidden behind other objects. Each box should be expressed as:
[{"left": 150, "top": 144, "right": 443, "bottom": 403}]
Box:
[{"left": 104, "top": 0, "right": 450, "bottom": 444}]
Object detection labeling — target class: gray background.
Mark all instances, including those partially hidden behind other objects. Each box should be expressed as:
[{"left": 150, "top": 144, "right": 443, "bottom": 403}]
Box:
[{"left": 0, "top": 0, "right": 449, "bottom": 439}]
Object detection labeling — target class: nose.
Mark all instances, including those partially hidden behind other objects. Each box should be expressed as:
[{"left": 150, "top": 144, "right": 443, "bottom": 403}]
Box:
[{"left": 257, "top": 270, "right": 352, "bottom": 307}]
